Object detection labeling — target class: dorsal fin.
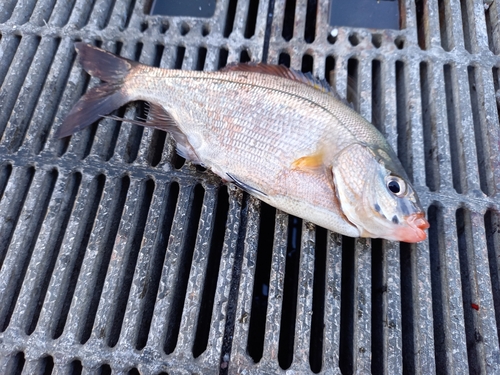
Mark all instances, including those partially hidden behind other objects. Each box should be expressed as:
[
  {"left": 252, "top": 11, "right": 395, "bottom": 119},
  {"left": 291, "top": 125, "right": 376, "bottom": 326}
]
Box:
[{"left": 221, "top": 62, "right": 350, "bottom": 105}]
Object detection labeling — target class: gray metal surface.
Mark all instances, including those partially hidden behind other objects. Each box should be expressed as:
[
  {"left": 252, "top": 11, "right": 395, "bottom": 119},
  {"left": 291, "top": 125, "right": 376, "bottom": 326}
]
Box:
[{"left": 0, "top": 0, "right": 500, "bottom": 374}]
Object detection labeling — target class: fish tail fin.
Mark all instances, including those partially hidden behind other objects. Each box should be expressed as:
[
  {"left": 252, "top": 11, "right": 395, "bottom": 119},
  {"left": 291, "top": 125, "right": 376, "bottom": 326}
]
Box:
[{"left": 54, "top": 42, "right": 140, "bottom": 138}]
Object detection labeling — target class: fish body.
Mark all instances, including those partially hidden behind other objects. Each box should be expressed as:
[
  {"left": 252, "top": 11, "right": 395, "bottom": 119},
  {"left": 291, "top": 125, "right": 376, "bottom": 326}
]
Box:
[{"left": 56, "top": 43, "right": 429, "bottom": 242}]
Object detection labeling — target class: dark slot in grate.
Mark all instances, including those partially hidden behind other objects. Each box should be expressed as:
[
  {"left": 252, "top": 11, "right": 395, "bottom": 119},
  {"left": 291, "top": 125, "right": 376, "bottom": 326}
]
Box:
[
  {"left": 5, "top": 352, "right": 24, "bottom": 375},
  {"left": 174, "top": 45, "right": 186, "bottom": 69},
  {"left": 428, "top": 204, "right": 448, "bottom": 374},
  {"left": 467, "top": 66, "right": 491, "bottom": 196},
  {"left": 348, "top": 33, "right": 360, "bottom": 47},
  {"left": 151, "top": 44, "right": 165, "bottom": 68},
  {"left": 123, "top": 111, "right": 146, "bottom": 163},
  {"left": 279, "top": 52, "right": 291, "bottom": 67},
  {"left": 31, "top": 38, "right": 78, "bottom": 155},
  {"left": 339, "top": 236, "right": 355, "bottom": 375},
  {"left": 485, "top": 6, "right": 499, "bottom": 54},
  {"left": 346, "top": 58, "right": 359, "bottom": 112},
  {"left": 179, "top": 22, "right": 190, "bottom": 36},
  {"left": 26, "top": 172, "right": 83, "bottom": 335},
  {"left": 371, "top": 239, "right": 384, "bottom": 375},
  {"left": 400, "top": 242, "right": 416, "bottom": 375},
  {"left": 99, "top": 364, "right": 112, "bottom": 375},
  {"left": 244, "top": 0, "right": 260, "bottom": 38},
  {"left": 164, "top": 184, "right": 205, "bottom": 354},
  {"left": 324, "top": 55, "right": 335, "bottom": 85},
  {"left": 80, "top": 175, "right": 131, "bottom": 344},
  {"left": 0, "top": 167, "right": 36, "bottom": 280},
  {"left": 144, "top": 46, "right": 168, "bottom": 167},
  {"left": 438, "top": 0, "right": 452, "bottom": 51},
  {"left": 218, "top": 48, "right": 229, "bottom": 69},
  {"left": 240, "top": 49, "right": 251, "bottom": 62},
  {"left": 415, "top": 0, "right": 427, "bottom": 50},
  {"left": 493, "top": 67, "right": 500, "bottom": 121},
  {"left": 123, "top": 0, "right": 137, "bottom": 29},
  {"left": 107, "top": 179, "right": 156, "bottom": 348},
  {"left": 52, "top": 174, "right": 106, "bottom": 339},
  {"left": 54, "top": 53, "right": 92, "bottom": 158},
  {"left": 0, "top": 36, "right": 41, "bottom": 141},
  {"left": 171, "top": 45, "right": 187, "bottom": 169},
  {"left": 278, "top": 216, "right": 302, "bottom": 369},
  {"left": 372, "top": 33, "right": 382, "bottom": 48},
  {"left": 136, "top": 182, "right": 180, "bottom": 350},
  {"left": 460, "top": 0, "right": 473, "bottom": 53},
  {"left": 196, "top": 46, "right": 208, "bottom": 71},
  {"left": 0, "top": 164, "right": 12, "bottom": 203},
  {"left": 148, "top": 129, "right": 167, "bottom": 167},
  {"left": 224, "top": 0, "right": 238, "bottom": 38},
  {"left": 395, "top": 60, "right": 412, "bottom": 181},
  {"left": 193, "top": 186, "right": 230, "bottom": 358},
  {"left": 93, "top": 97, "right": 126, "bottom": 161},
  {"left": 485, "top": 210, "right": 500, "bottom": 347},
  {"left": 420, "top": 61, "right": 439, "bottom": 192},
  {"left": 304, "top": 0, "right": 317, "bottom": 43},
  {"left": 309, "top": 226, "right": 327, "bottom": 373},
  {"left": 202, "top": 23, "right": 210, "bottom": 36},
  {"left": 119, "top": 44, "right": 147, "bottom": 164},
  {"left": 456, "top": 208, "right": 482, "bottom": 374},
  {"left": 371, "top": 59, "right": 383, "bottom": 133},
  {"left": 220, "top": 193, "right": 249, "bottom": 375},
  {"left": 1, "top": 168, "right": 58, "bottom": 331},
  {"left": 70, "top": 360, "right": 83, "bottom": 375},
  {"left": 282, "top": 0, "right": 296, "bottom": 41},
  {"left": 41, "top": 355, "right": 54, "bottom": 375},
  {"left": 395, "top": 36, "right": 405, "bottom": 50},
  {"left": 0, "top": 36, "right": 21, "bottom": 89},
  {"left": 443, "top": 63, "right": 465, "bottom": 194},
  {"left": 327, "top": 31, "right": 337, "bottom": 45},
  {"left": 247, "top": 202, "right": 276, "bottom": 362},
  {"left": 301, "top": 54, "right": 313, "bottom": 73}
]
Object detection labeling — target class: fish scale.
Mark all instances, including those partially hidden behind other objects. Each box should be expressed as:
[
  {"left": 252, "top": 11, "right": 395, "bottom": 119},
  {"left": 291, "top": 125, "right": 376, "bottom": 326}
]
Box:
[
  {"left": 56, "top": 43, "right": 429, "bottom": 242},
  {"left": 127, "top": 73, "right": 343, "bottom": 162}
]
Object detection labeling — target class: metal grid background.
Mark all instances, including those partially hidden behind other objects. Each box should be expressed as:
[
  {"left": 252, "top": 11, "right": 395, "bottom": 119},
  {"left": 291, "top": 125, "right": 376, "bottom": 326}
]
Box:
[{"left": 0, "top": 0, "right": 500, "bottom": 374}]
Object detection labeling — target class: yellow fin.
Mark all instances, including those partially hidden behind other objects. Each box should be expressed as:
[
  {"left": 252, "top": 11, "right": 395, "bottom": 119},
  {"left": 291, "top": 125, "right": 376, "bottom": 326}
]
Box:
[{"left": 291, "top": 150, "right": 325, "bottom": 171}]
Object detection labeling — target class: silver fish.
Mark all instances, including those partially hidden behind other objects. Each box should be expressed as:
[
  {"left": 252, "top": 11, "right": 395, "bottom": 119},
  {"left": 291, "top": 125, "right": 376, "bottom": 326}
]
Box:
[{"left": 56, "top": 43, "right": 429, "bottom": 243}]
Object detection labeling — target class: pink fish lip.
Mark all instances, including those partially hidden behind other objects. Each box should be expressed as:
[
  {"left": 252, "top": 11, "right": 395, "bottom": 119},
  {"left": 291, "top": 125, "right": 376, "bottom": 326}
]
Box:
[{"left": 394, "top": 212, "right": 430, "bottom": 243}]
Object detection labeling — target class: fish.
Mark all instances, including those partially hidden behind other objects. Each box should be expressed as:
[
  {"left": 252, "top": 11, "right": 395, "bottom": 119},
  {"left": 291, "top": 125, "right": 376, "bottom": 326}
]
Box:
[{"left": 55, "top": 42, "right": 430, "bottom": 243}]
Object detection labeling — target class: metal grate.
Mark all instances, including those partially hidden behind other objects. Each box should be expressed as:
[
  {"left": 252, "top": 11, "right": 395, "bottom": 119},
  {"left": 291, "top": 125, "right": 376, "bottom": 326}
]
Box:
[{"left": 0, "top": 0, "right": 500, "bottom": 374}]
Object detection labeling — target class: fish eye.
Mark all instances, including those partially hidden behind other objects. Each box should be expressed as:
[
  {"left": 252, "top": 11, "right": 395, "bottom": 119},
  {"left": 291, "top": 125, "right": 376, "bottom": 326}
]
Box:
[{"left": 386, "top": 176, "right": 406, "bottom": 197}]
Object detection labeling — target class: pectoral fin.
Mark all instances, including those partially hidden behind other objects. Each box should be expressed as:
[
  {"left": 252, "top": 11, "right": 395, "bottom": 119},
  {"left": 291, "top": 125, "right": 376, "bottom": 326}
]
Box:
[
  {"left": 226, "top": 173, "right": 267, "bottom": 197},
  {"left": 291, "top": 150, "right": 325, "bottom": 171}
]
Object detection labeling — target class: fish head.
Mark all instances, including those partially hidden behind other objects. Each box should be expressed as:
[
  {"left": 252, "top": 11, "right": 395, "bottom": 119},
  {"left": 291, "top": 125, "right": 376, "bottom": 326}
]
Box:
[{"left": 332, "top": 143, "right": 429, "bottom": 243}]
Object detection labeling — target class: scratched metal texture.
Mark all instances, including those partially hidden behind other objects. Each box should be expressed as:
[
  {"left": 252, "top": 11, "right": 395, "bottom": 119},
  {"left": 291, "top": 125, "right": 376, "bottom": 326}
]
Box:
[{"left": 0, "top": 0, "right": 500, "bottom": 374}]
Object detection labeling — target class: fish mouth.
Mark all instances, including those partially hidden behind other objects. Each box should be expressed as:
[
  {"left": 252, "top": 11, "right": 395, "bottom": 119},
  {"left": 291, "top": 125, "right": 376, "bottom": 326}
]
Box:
[{"left": 394, "top": 212, "right": 430, "bottom": 243}]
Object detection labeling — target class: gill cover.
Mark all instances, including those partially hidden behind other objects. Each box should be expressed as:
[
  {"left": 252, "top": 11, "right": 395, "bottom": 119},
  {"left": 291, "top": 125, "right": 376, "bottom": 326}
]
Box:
[{"left": 332, "top": 143, "right": 428, "bottom": 243}]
